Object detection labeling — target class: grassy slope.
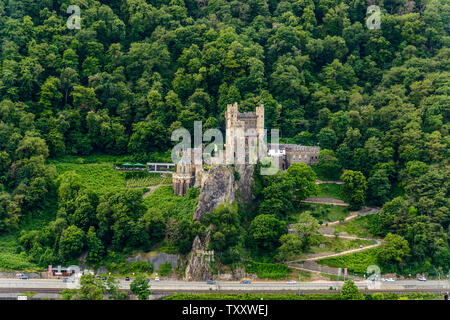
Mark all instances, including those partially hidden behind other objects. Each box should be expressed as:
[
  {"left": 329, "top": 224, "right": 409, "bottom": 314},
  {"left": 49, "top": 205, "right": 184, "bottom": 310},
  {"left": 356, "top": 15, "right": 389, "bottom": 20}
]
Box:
[
  {"left": 0, "top": 195, "right": 57, "bottom": 271},
  {"left": 0, "top": 235, "right": 40, "bottom": 271},
  {"left": 316, "top": 247, "right": 380, "bottom": 274},
  {"left": 310, "top": 237, "right": 376, "bottom": 254},
  {"left": 142, "top": 185, "right": 198, "bottom": 219},
  {"left": 54, "top": 162, "right": 127, "bottom": 194},
  {"left": 333, "top": 215, "right": 378, "bottom": 238},
  {"left": 316, "top": 183, "right": 343, "bottom": 200}
]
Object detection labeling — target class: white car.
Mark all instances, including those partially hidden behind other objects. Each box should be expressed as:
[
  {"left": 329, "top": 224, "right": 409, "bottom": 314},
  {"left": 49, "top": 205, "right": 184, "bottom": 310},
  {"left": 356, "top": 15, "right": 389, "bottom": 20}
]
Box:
[
  {"left": 154, "top": 277, "right": 160, "bottom": 281},
  {"left": 386, "top": 278, "right": 395, "bottom": 282},
  {"left": 418, "top": 277, "right": 427, "bottom": 281},
  {"left": 286, "top": 280, "right": 297, "bottom": 284}
]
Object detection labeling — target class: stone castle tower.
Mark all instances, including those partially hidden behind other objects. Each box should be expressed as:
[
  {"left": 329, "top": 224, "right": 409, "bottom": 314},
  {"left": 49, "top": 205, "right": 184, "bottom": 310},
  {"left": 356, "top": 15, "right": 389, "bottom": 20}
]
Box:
[
  {"left": 172, "top": 102, "right": 320, "bottom": 196},
  {"left": 172, "top": 147, "right": 203, "bottom": 196},
  {"left": 225, "top": 102, "right": 265, "bottom": 165}
]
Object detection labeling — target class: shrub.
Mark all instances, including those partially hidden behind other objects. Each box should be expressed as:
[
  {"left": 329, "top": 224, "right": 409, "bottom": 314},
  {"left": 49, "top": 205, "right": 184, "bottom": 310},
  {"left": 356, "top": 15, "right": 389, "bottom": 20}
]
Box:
[
  {"left": 245, "top": 260, "right": 289, "bottom": 279},
  {"left": 130, "top": 261, "right": 153, "bottom": 274},
  {"left": 158, "top": 262, "right": 172, "bottom": 276}
]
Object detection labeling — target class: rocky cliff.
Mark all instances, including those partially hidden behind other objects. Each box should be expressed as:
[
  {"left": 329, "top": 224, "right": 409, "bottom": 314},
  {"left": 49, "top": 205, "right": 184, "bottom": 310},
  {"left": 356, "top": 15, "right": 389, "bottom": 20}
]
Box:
[
  {"left": 186, "top": 164, "right": 255, "bottom": 280},
  {"left": 184, "top": 231, "right": 214, "bottom": 281},
  {"left": 193, "top": 164, "right": 254, "bottom": 221}
]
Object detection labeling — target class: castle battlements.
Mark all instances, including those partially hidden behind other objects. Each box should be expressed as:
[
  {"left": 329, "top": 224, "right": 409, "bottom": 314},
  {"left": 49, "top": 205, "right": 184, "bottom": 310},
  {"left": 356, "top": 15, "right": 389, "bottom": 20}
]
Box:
[{"left": 172, "top": 102, "right": 320, "bottom": 195}]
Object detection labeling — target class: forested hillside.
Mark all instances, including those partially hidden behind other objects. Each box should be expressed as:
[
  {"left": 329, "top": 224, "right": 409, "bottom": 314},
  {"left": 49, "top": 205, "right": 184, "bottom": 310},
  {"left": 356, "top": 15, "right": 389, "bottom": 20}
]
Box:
[{"left": 0, "top": 0, "right": 448, "bottom": 274}]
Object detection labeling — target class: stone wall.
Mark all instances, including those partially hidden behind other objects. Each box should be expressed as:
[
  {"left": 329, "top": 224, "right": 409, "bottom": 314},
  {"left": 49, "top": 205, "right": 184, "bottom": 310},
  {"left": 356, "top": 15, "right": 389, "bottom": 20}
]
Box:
[{"left": 126, "top": 252, "right": 179, "bottom": 272}]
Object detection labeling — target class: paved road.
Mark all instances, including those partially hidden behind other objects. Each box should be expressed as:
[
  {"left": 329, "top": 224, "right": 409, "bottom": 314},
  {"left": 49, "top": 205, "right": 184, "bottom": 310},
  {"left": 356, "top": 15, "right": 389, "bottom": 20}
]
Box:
[{"left": 1, "top": 278, "right": 448, "bottom": 292}]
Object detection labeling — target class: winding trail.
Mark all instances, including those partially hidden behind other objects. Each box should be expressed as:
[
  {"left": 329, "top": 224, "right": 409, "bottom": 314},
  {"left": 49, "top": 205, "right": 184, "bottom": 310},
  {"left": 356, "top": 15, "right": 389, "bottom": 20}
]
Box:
[
  {"left": 301, "top": 197, "right": 349, "bottom": 206},
  {"left": 142, "top": 183, "right": 171, "bottom": 198},
  {"left": 287, "top": 206, "right": 382, "bottom": 277}
]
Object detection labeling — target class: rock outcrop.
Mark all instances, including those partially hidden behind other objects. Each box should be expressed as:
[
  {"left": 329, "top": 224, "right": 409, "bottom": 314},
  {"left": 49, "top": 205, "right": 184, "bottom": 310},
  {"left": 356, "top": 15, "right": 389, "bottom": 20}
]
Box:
[
  {"left": 185, "top": 232, "right": 214, "bottom": 281},
  {"left": 193, "top": 166, "right": 235, "bottom": 220},
  {"left": 187, "top": 164, "right": 255, "bottom": 280},
  {"left": 193, "top": 164, "right": 254, "bottom": 221}
]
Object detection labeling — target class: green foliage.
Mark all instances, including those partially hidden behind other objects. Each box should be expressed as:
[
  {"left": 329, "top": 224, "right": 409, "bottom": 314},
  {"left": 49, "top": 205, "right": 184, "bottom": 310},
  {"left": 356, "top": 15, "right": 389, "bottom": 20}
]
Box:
[
  {"left": 70, "top": 275, "right": 106, "bottom": 300},
  {"left": 315, "top": 150, "right": 342, "bottom": 180},
  {"left": 245, "top": 260, "right": 289, "bottom": 279},
  {"left": 340, "top": 170, "right": 367, "bottom": 210},
  {"left": 129, "top": 261, "right": 154, "bottom": 274},
  {"left": 54, "top": 163, "right": 127, "bottom": 195},
  {"left": 158, "top": 262, "right": 173, "bottom": 276},
  {"left": 58, "top": 225, "right": 85, "bottom": 261},
  {"left": 0, "top": 235, "right": 39, "bottom": 271},
  {"left": 202, "top": 204, "right": 242, "bottom": 252},
  {"left": 0, "top": 0, "right": 448, "bottom": 275},
  {"left": 125, "top": 174, "right": 172, "bottom": 188},
  {"left": 142, "top": 186, "right": 198, "bottom": 219},
  {"left": 306, "top": 204, "right": 348, "bottom": 223},
  {"left": 130, "top": 275, "right": 151, "bottom": 300},
  {"left": 162, "top": 292, "right": 442, "bottom": 301},
  {"left": 316, "top": 184, "right": 343, "bottom": 200},
  {"left": 377, "top": 233, "right": 410, "bottom": 271},
  {"left": 292, "top": 211, "right": 321, "bottom": 250},
  {"left": 340, "top": 280, "right": 363, "bottom": 300},
  {"left": 249, "top": 214, "right": 286, "bottom": 252},
  {"left": 317, "top": 248, "right": 380, "bottom": 274}
]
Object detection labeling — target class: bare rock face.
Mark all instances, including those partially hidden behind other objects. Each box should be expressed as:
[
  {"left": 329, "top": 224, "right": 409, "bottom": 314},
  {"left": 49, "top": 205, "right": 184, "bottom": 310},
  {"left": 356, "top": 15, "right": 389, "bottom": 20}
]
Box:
[
  {"left": 234, "top": 164, "right": 255, "bottom": 207},
  {"left": 186, "top": 165, "right": 255, "bottom": 280},
  {"left": 193, "top": 164, "right": 255, "bottom": 221},
  {"left": 193, "top": 166, "right": 235, "bottom": 221},
  {"left": 184, "top": 234, "right": 214, "bottom": 281}
]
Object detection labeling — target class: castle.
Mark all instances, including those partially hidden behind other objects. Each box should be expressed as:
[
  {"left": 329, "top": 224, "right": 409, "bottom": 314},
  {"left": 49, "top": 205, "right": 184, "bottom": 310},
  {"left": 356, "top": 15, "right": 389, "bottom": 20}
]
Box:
[{"left": 172, "top": 103, "right": 320, "bottom": 195}]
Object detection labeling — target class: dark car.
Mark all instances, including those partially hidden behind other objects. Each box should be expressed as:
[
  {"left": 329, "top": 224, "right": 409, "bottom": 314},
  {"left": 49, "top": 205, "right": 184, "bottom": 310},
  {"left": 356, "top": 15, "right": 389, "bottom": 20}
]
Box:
[
  {"left": 102, "top": 276, "right": 107, "bottom": 280},
  {"left": 125, "top": 277, "right": 130, "bottom": 281},
  {"left": 19, "top": 275, "right": 29, "bottom": 280},
  {"left": 206, "top": 280, "right": 215, "bottom": 284},
  {"left": 240, "top": 280, "right": 251, "bottom": 284}
]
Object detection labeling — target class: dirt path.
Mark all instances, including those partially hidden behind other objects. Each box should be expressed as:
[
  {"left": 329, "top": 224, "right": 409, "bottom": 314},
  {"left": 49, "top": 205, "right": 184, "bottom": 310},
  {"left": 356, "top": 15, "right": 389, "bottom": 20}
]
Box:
[
  {"left": 286, "top": 206, "right": 383, "bottom": 276},
  {"left": 325, "top": 206, "right": 380, "bottom": 226},
  {"left": 301, "top": 196, "right": 349, "bottom": 206},
  {"left": 303, "top": 238, "right": 381, "bottom": 262},
  {"left": 142, "top": 184, "right": 171, "bottom": 198},
  {"left": 315, "top": 180, "right": 343, "bottom": 184}
]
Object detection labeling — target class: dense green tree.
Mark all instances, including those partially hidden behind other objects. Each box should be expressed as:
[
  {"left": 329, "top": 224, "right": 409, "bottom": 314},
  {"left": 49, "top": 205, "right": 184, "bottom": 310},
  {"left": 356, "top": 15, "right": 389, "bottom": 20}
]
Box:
[
  {"left": 316, "top": 149, "right": 342, "bottom": 180},
  {"left": 340, "top": 280, "right": 363, "bottom": 300},
  {"left": 130, "top": 275, "right": 151, "bottom": 300},
  {"left": 377, "top": 233, "right": 410, "bottom": 271},
  {"left": 249, "top": 214, "right": 285, "bottom": 252},
  {"left": 286, "top": 162, "right": 318, "bottom": 201},
  {"left": 340, "top": 170, "right": 367, "bottom": 210},
  {"left": 367, "top": 169, "right": 391, "bottom": 206},
  {"left": 58, "top": 225, "right": 85, "bottom": 261},
  {"left": 72, "top": 275, "right": 106, "bottom": 300},
  {"left": 293, "top": 212, "right": 320, "bottom": 250}
]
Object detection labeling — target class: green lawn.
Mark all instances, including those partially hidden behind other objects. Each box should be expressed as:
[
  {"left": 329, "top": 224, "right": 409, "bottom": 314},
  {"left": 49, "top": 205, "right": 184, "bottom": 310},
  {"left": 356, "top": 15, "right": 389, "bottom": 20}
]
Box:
[
  {"left": 311, "top": 204, "right": 349, "bottom": 223},
  {"left": 316, "top": 183, "right": 343, "bottom": 200},
  {"left": 310, "top": 236, "right": 376, "bottom": 254},
  {"left": 317, "top": 247, "right": 380, "bottom": 274},
  {"left": 333, "top": 215, "right": 378, "bottom": 238}
]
